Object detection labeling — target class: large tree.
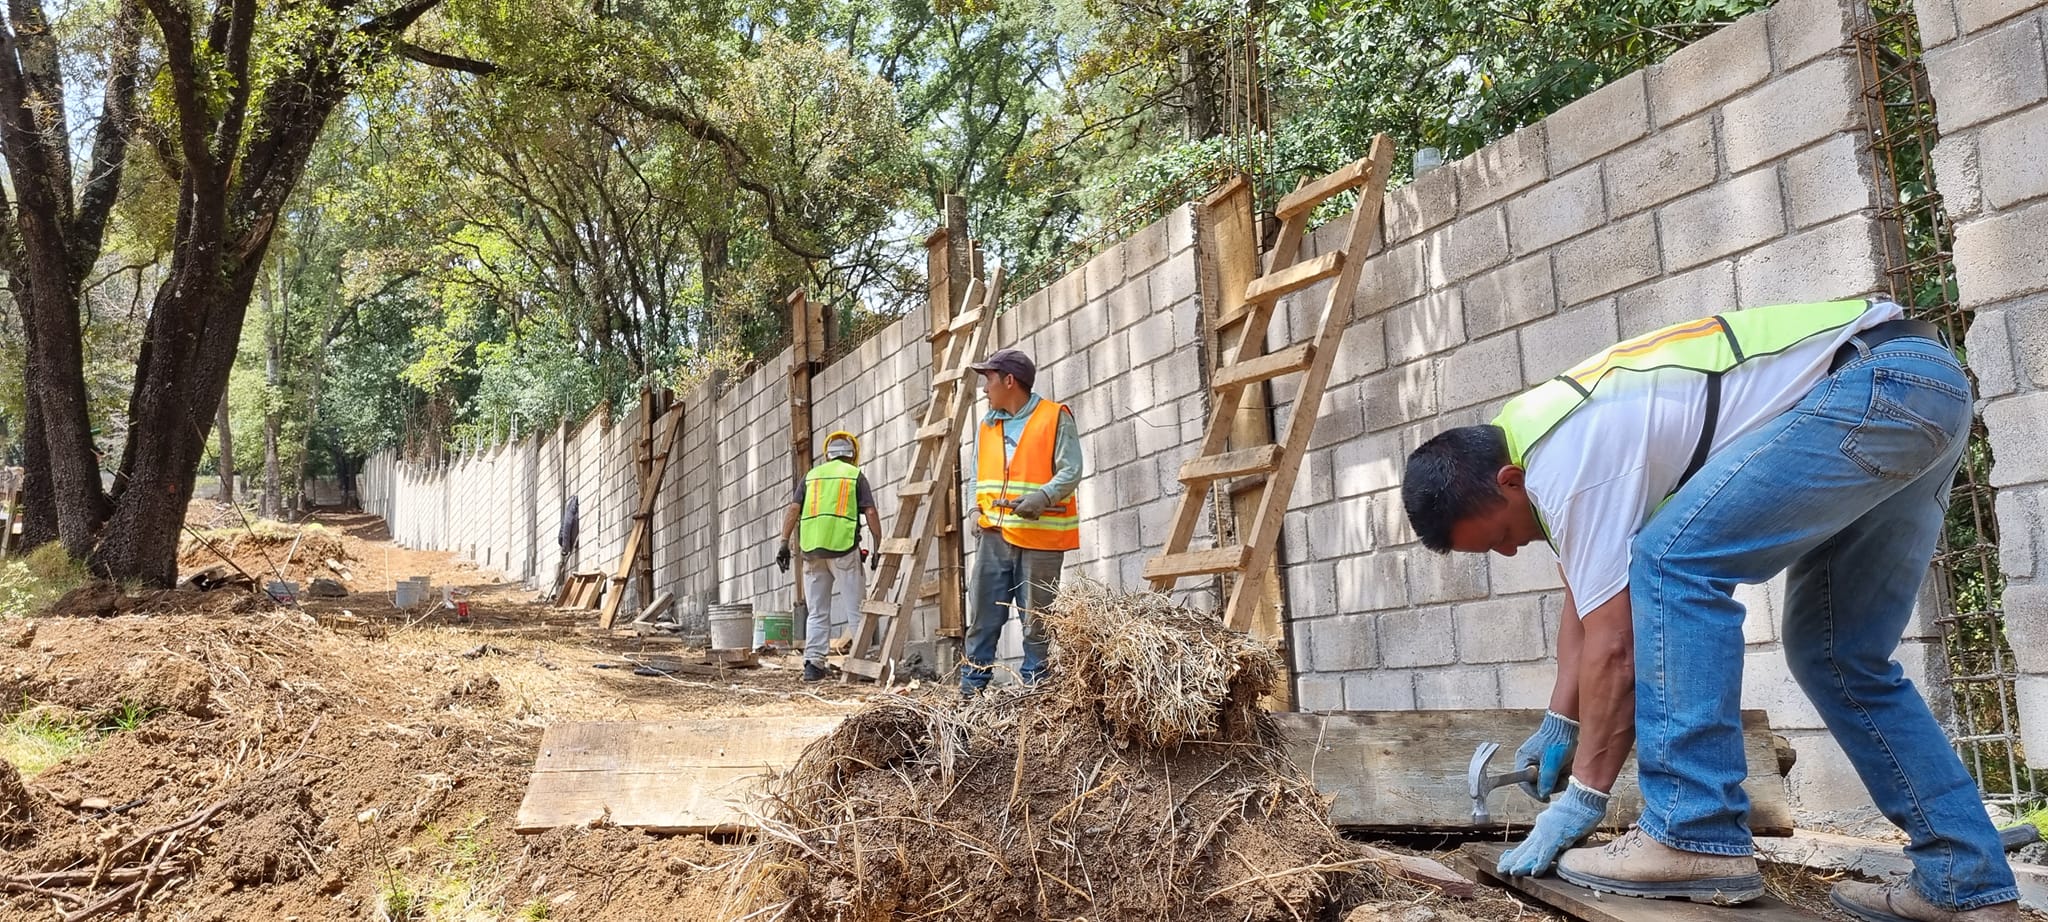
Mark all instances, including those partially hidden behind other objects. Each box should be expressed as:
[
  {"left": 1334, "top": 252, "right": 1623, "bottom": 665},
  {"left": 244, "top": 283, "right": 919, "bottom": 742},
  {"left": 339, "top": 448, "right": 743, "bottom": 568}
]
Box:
[{"left": 5, "top": 0, "right": 447, "bottom": 582}]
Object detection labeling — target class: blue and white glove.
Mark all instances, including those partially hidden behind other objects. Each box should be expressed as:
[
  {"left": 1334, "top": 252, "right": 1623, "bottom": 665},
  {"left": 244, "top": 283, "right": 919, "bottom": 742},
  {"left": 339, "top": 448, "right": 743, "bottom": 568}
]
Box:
[
  {"left": 1497, "top": 779, "right": 1609, "bottom": 878},
  {"left": 1515, "top": 710, "right": 1579, "bottom": 802}
]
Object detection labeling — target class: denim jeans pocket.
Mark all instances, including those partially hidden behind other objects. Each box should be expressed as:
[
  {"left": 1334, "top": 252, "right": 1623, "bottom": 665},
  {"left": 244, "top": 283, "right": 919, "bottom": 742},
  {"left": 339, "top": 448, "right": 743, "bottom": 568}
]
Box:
[{"left": 1840, "top": 363, "right": 1971, "bottom": 481}]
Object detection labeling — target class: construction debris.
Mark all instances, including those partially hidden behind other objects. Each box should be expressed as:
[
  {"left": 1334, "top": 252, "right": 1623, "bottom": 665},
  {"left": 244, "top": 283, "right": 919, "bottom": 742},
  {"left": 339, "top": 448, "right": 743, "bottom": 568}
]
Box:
[{"left": 723, "top": 584, "right": 1425, "bottom": 922}]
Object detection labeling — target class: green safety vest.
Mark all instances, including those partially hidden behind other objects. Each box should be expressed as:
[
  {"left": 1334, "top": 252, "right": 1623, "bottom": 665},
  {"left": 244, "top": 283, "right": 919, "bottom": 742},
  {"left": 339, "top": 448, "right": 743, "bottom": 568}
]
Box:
[
  {"left": 1494, "top": 299, "right": 1876, "bottom": 486},
  {"left": 798, "top": 459, "right": 861, "bottom": 554}
]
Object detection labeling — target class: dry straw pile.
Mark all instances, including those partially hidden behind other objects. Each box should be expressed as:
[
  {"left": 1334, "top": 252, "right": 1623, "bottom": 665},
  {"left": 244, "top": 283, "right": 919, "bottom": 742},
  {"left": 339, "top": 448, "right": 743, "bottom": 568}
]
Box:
[{"left": 727, "top": 582, "right": 1396, "bottom": 922}]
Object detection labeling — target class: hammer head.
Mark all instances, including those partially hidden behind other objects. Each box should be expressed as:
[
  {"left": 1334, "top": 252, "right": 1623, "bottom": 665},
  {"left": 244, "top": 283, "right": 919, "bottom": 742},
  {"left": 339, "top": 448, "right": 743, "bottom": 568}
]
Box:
[{"left": 1468, "top": 740, "right": 1502, "bottom": 824}]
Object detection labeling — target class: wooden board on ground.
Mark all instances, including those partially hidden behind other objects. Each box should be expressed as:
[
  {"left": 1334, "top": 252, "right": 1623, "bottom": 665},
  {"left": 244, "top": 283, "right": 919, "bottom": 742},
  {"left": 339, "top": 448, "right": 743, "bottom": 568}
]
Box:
[
  {"left": 516, "top": 717, "right": 843, "bottom": 834},
  {"left": 1361, "top": 845, "right": 1477, "bottom": 898},
  {"left": 1274, "top": 709, "right": 1794, "bottom": 835},
  {"left": 1456, "top": 843, "right": 1824, "bottom": 922}
]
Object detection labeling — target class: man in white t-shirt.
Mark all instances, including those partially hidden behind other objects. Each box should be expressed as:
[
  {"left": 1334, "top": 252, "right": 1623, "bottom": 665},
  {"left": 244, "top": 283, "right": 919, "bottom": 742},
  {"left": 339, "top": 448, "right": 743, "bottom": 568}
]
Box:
[{"left": 1402, "top": 300, "right": 2017, "bottom": 922}]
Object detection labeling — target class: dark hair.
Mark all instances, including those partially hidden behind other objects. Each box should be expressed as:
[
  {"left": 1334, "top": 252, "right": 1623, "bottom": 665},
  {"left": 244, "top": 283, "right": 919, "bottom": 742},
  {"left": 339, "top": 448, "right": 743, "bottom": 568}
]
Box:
[{"left": 1403, "top": 425, "right": 1511, "bottom": 553}]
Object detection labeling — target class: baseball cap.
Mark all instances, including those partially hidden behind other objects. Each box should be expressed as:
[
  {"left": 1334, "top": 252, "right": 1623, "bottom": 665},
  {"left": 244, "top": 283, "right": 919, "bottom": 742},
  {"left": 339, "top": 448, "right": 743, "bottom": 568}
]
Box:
[{"left": 968, "top": 348, "right": 1036, "bottom": 390}]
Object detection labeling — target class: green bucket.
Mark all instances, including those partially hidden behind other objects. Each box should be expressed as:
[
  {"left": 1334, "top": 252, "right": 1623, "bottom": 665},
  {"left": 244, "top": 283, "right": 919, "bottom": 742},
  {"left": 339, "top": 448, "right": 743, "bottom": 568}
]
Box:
[{"left": 754, "top": 611, "right": 794, "bottom": 647}]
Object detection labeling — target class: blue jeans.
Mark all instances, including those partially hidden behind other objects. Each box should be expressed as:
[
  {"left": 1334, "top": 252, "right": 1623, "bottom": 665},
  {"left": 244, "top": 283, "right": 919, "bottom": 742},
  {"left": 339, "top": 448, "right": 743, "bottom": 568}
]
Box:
[
  {"left": 1630, "top": 335, "right": 2017, "bottom": 910},
  {"left": 959, "top": 530, "right": 1064, "bottom": 693}
]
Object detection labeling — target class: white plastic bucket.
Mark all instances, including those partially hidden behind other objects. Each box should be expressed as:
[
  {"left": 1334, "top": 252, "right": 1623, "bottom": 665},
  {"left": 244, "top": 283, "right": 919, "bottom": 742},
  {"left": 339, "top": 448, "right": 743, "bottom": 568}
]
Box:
[
  {"left": 708, "top": 602, "right": 754, "bottom": 651},
  {"left": 395, "top": 577, "right": 431, "bottom": 608}
]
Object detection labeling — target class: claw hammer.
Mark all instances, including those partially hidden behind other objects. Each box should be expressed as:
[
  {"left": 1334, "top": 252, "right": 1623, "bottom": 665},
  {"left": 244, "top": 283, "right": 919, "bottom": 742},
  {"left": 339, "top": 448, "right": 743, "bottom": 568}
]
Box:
[{"left": 1468, "top": 740, "right": 1541, "bottom": 824}]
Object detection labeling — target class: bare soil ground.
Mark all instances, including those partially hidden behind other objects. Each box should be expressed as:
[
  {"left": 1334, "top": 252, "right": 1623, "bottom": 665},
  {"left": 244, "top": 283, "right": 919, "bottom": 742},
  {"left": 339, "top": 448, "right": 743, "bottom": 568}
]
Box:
[
  {"left": 0, "top": 509, "right": 1908, "bottom": 921},
  {"left": 0, "top": 510, "right": 891, "bottom": 920}
]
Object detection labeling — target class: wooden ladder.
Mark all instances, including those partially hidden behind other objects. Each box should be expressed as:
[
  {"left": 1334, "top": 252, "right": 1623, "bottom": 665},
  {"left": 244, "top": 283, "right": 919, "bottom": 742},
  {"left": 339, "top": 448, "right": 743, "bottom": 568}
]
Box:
[
  {"left": 1144, "top": 134, "right": 1394, "bottom": 632},
  {"left": 598, "top": 394, "right": 685, "bottom": 629},
  {"left": 842, "top": 267, "right": 1003, "bottom": 681}
]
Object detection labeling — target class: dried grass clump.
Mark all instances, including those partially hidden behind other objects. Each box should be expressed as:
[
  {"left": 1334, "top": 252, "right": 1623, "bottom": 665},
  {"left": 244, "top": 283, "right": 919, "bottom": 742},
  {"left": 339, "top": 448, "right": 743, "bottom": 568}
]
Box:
[
  {"left": 726, "top": 586, "right": 1386, "bottom": 922},
  {"left": 1041, "top": 580, "right": 1282, "bottom": 749}
]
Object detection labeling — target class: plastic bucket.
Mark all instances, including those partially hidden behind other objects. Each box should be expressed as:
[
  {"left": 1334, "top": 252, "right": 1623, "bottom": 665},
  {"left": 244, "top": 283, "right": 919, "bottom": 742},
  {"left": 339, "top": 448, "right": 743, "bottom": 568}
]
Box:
[
  {"left": 755, "top": 611, "right": 792, "bottom": 648},
  {"left": 708, "top": 602, "right": 754, "bottom": 651}
]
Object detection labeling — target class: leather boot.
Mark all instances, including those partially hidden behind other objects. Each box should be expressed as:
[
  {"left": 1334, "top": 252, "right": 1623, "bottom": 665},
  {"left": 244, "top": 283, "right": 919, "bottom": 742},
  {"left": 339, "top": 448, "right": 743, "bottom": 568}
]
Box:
[
  {"left": 1555, "top": 827, "right": 1765, "bottom": 904},
  {"left": 1832, "top": 880, "right": 2020, "bottom": 922}
]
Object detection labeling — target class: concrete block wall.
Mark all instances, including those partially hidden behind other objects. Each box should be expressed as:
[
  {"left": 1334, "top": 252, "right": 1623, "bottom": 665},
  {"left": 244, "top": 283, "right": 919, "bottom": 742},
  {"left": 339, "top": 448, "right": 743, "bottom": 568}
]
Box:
[
  {"left": 1921, "top": 0, "right": 2048, "bottom": 764},
  {"left": 1275, "top": 0, "right": 1903, "bottom": 816}
]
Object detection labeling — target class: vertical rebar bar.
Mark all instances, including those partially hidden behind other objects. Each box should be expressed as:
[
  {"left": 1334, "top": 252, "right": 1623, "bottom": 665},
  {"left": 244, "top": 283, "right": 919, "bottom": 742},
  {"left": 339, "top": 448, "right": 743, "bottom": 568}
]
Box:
[{"left": 1854, "top": 1, "right": 2039, "bottom": 804}]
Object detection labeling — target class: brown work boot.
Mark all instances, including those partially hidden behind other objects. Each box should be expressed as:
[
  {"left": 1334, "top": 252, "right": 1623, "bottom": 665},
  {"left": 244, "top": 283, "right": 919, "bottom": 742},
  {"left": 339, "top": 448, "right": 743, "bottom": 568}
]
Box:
[
  {"left": 1555, "top": 827, "right": 1764, "bottom": 904},
  {"left": 1832, "top": 880, "right": 2020, "bottom": 922}
]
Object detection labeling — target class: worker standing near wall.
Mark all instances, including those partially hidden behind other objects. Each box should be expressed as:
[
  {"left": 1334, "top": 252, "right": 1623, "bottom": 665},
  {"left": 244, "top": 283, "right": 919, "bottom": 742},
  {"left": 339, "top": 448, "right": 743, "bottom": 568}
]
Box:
[
  {"left": 1400, "top": 300, "right": 2019, "bottom": 922},
  {"left": 959, "top": 349, "right": 1083, "bottom": 698},
  {"left": 778, "top": 430, "right": 884, "bottom": 683}
]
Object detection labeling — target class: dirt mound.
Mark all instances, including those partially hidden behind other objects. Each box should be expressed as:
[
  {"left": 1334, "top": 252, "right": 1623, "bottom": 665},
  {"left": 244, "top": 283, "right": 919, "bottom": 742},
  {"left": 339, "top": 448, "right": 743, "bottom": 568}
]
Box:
[
  {"left": 727, "top": 585, "right": 1389, "bottom": 921},
  {"left": 0, "top": 760, "right": 31, "bottom": 847},
  {"left": 43, "top": 584, "right": 275, "bottom": 621},
  {"left": 177, "top": 522, "right": 358, "bottom": 587}
]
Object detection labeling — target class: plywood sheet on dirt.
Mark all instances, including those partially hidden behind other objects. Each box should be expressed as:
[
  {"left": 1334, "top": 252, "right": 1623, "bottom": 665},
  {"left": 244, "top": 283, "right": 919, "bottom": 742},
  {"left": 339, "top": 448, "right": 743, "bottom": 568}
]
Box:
[
  {"left": 1274, "top": 709, "right": 1793, "bottom": 834},
  {"left": 1457, "top": 843, "right": 1824, "bottom": 922},
  {"left": 516, "top": 717, "right": 842, "bottom": 834}
]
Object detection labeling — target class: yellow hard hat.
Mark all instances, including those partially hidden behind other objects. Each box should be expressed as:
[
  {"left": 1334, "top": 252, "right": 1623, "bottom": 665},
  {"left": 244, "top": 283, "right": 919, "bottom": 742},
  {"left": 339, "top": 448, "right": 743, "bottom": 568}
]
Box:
[{"left": 823, "top": 430, "right": 859, "bottom": 463}]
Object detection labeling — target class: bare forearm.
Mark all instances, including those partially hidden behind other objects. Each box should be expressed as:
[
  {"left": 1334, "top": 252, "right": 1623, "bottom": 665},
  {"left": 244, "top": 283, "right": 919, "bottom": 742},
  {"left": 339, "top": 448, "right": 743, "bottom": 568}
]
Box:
[
  {"left": 1572, "top": 591, "right": 1636, "bottom": 793},
  {"left": 780, "top": 505, "right": 800, "bottom": 544},
  {"left": 1550, "top": 575, "right": 1582, "bottom": 716},
  {"left": 865, "top": 510, "right": 883, "bottom": 543}
]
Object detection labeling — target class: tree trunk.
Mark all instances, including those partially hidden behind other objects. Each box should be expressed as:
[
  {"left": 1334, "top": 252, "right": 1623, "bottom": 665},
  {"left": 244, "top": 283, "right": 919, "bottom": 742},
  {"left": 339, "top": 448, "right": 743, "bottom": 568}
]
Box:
[
  {"left": 215, "top": 395, "right": 235, "bottom": 503},
  {"left": 261, "top": 262, "right": 282, "bottom": 519},
  {"left": 1181, "top": 42, "right": 1218, "bottom": 142}
]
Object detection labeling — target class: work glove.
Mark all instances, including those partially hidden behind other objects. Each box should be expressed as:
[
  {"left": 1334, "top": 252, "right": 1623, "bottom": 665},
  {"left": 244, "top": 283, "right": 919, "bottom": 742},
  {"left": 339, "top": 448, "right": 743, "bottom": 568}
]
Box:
[
  {"left": 775, "top": 543, "right": 791, "bottom": 573},
  {"left": 1011, "top": 490, "right": 1051, "bottom": 520},
  {"left": 1497, "top": 778, "right": 1609, "bottom": 878},
  {"left": 1515, "top": 710, "right": 1579, "bottom": 803}
]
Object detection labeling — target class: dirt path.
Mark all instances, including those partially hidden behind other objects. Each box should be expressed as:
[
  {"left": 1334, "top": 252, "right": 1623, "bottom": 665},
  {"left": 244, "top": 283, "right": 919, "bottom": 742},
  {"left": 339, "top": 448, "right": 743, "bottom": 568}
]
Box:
[{"left": 0, "top": 511, "right": 901, "bottom": 921}]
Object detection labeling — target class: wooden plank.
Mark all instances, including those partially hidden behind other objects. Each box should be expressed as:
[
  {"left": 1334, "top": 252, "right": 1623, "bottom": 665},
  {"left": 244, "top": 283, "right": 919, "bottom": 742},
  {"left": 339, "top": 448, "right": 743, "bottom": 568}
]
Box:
[
  {"left": 516, "top": 717, "right": 842, "bottom": 834},
  {"left": 1272, "top": 709, "right": 1795, "bottom": 835},
  {"left": 879, "top": 538, "right": 918, "bottom": 557},
  {"left": 1274, "top": 152, "right": 1376, "bottom": 220},
  {"left": 1179, "top": 445, "right": 1280, "bottom": 485},
  {"left": 1190, "top": 174, "right": 1289, "bottom": 707},
  {"left": 1243, "top": 251, "right": 1343, "bottom": 306},
  {"left": 916, "top": 420, "right": 952, "bottom": 441},
  {"left": 1458, "top": 843, "right": 1824, "bottom": 922},
  {"left": 1212, "top": 343, "right": 1313, "bottom": 391},
  {"left": 1361, "top": 846, "right": 1477, "bottom": 898},
  {"left": 1142, "top": 546, "right": 1251, "bottom": 580},
  {"left": 841, "top": 656, "right": 885, "bottom": 679},
  {"left": 633, "top": 590, "right": 674, "bottom": 625}
]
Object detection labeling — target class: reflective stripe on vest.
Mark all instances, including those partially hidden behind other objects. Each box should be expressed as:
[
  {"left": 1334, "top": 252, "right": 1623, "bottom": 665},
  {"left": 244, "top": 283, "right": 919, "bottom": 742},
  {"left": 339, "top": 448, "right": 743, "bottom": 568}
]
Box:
[
  {"left": 1493, "top": 299, "right": 1875, "bottom": 470},
  {"left": 799, "top": 459, "right": 861, "bottom": 554},
  {"left": 974, "top": 398, "right": 1080, "bottom": 551}
]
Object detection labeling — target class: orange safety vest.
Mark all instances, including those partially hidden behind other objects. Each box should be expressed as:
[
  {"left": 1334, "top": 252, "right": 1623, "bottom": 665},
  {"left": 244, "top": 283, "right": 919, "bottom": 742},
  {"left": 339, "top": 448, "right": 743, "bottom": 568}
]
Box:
[{"left": 974, "top": 398, "right": 1081, "bottom": 551}]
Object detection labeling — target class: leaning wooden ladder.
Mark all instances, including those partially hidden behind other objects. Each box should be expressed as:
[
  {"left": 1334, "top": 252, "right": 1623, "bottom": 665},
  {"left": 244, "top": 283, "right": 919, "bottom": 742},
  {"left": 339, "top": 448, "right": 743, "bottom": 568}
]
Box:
[
  {"left": 1144, "top": 134, "right": 1395, "bottom": 632},
  {"left": 842, "top": 267, "right": 1003, "bottom": 680},
  {"left": 597, "top": 392, "right": 685, "bottom": 629}
]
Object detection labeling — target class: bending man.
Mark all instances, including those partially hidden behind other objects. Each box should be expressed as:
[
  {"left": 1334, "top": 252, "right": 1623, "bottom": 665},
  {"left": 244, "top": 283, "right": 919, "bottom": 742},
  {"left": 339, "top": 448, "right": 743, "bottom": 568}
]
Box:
[{"left": 1402, "top": 299, "right": 2016, "bottom": 921}]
